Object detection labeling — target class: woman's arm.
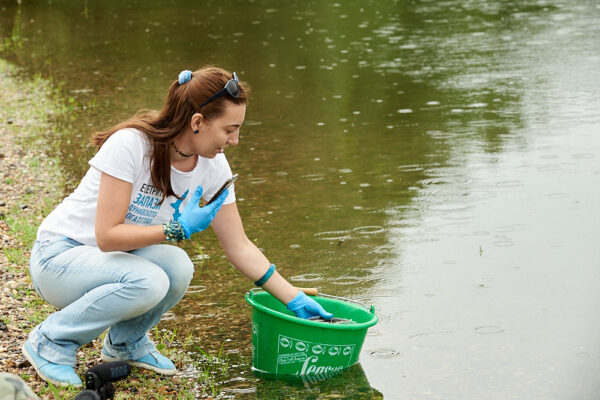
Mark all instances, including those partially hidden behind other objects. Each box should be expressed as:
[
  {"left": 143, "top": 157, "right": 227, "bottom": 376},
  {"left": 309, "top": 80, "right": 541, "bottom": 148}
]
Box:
[
  {"left": 211, "top": 202, "right": 299, "bottom": 304},
  {"left": 95, "top": 172, "right": 166, "bottom": 252}
]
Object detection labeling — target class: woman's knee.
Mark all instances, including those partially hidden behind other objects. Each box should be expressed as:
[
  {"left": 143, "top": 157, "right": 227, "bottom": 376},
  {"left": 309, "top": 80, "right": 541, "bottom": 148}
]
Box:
[
  {"left": 129, "top": 267, "right": 170, "bottom": 311},
  {"left": 133, "top": 245, "right": 194, "bottom": 294},
  {"left": 165, "top": 246, "right": 194, "bottom": 295}
]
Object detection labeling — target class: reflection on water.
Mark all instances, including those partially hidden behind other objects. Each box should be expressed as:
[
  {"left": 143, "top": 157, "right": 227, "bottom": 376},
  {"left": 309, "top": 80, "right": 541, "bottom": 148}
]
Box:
[
  {"left": 2, "top": 0, "right": 600, "bottom": 398},
  {"left": 252, "top": 363, "right": 382, "bottom": 399}
]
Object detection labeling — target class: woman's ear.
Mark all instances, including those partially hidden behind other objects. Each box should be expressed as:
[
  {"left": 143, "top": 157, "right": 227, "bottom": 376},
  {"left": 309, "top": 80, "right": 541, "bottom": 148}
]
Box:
[{"left": 191, "top": 112, "right": 204, "bottom": 131}]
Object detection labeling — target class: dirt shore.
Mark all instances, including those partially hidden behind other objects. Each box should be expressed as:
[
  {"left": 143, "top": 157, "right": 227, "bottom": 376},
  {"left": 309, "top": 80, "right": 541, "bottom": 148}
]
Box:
[{"left": 0, "top": 59, "right": 68, "bottom": 396}]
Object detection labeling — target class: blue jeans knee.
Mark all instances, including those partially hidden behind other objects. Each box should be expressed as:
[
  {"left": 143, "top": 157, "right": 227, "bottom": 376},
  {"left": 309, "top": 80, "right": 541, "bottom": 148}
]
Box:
[{"left": 130, "top": 244, "right": 194, "bottom": 298}]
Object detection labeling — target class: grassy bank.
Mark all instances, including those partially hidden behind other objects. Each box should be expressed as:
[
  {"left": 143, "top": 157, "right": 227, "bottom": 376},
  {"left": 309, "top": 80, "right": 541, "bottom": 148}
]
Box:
[{"left": 0, "top": 60, "right": 230, "bottom": 399}]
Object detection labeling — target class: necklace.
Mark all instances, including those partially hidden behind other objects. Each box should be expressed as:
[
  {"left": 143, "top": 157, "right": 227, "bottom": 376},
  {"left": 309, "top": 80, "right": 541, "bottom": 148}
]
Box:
[{"left": 171, "top": 142, "right": 193, "bottom": 158}]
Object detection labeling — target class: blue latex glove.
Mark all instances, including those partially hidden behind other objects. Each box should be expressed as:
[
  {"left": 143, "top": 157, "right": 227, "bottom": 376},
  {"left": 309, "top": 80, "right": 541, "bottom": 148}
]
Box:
[
  {"left": 287, "top": 291, "right": 334, "bottom": 320},
  {"left": 179, "top": 186, "right": 228, "bottom": 239}
]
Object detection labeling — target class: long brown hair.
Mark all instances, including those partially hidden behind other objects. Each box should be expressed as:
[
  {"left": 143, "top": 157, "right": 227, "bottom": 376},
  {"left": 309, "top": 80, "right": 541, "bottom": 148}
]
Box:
[{"left": 91, "top": 66, "right": 249, "bottom": 203}]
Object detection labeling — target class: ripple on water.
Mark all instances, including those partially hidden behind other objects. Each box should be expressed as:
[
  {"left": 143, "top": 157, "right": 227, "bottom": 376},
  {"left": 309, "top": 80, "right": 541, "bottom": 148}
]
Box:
[
  {"left": 314, "top": 230, "right": 352, "bottom": 241},
  {"left": 427, "top": 202, "right": 474, "bottom": 212},
  {"left": 160, "top": 312, "right": 176, "bottom": 321},
  {"left": 475, "top": 326, "right": 504, "bottom": 335},
  {"left": 546, "top": 192, "right": 569, "bottom": 199},
  {"left": 330, "top": 276, "right": 362, "bottom": 285},
  {"left": 191, "top": 255, "right": 209, "bottom": 266},
  {"left": 572, "top": 152, "right": 595, "bottom": 160},
  {"left": 397, "top": 164, "right": 425, "bottom": 172},
  {"left": 426, "top": 130, "right": 454, "bottom": 140},
  {"left": 247, "top": 177, "right": 267, "bottom": 184},
  {"left": 492, "top": 235, "right": 514, "bottom": 247},
  {"left": 540, "top": 154, "right": 559, "bottom": 160},
  {"left": 186, "top": 285, "right": 206, "bottom": 294},
  {"left": 301, "top": 173, "right": 326, "bottom": 182},
  {"left": 494, "top": 180, "right": 524, "bottom": 188},
  {"left": 494, "top": 224, "right": 525, "bottom": 233},
  {"left": 290, "top": 273, "right": 323, "bottom": 282},
  {"left": 369, "top": 349, "right": 400, "bottom": 358},
  {"left": 223, "top": 377, "right": 247, "bottom": 384},
  {"left": 224, "top": 388, "right": 257, "bottom": 394},
  {"left": 353, "top": 225, "right": 385, "bottom": 235},
  {"left": 537, "top": 164, "right": 565, "bottom": 172}
]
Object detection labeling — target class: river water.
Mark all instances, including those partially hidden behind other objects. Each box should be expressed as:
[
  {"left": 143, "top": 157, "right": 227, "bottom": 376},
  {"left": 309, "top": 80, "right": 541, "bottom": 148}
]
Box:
[{"left": 1, "top": 0, "right": 599, "bottom": 398}]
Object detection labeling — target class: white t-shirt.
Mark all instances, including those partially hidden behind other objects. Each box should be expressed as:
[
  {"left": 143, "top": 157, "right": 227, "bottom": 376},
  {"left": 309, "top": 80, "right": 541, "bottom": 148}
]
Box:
[{"left": 37, "top": 128, "right": 236, "bottom": 246}]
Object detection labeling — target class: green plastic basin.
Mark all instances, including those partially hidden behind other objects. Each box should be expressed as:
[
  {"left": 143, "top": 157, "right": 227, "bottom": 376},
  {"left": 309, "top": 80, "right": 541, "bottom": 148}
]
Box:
[{"left": 245, "top": 289, "right": 378, "bottom": 377}]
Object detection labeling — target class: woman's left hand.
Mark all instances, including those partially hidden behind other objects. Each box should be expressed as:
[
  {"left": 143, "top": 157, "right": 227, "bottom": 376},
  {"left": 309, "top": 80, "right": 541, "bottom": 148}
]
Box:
[
  {"left": 179, "top": 186, "right": 228, "bottom": 239},
  {"left": 286, "top": 291, "right": 333, "bottom": 319}
]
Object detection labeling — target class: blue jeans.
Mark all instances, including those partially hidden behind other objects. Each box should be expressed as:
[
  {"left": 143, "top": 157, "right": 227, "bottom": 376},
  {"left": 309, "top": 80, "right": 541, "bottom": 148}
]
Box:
[{"left": 27, "top": 237, "right": 194, "bottom": 366}]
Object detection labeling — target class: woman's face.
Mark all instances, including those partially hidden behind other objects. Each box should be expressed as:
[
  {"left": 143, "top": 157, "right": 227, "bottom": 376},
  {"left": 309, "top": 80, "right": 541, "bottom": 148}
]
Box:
[{"left": 194, "top": 102, "right": 246, "bottom": 159}]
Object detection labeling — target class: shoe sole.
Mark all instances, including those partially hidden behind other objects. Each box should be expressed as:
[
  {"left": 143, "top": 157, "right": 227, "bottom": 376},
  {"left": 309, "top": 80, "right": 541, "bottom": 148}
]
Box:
[
  {"left": 22, "top": 343, "right": 82, "bottom": 388},
  {"left": 100, "top": 352, "right": 177, "bottom": 376}
]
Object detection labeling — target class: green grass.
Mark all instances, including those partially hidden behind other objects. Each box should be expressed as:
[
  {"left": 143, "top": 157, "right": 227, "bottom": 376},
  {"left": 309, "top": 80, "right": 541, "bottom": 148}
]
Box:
[
  {"left": 154, "top": 326, "right": 177, "bottom": 352},
  {"left": 0, "top": 60, "right": 66, "bottom": 254},
  {"left": 193, "top": 341, "right": 231, "bottom": 398},
  {"left": 3, "top": 247, "right": 28, "bottom": 265},
  {"left": 5, "top": 197, "right": 59, "bottom": 250},
  {"left": 37, "top": 382, "right": 81, "bottom": 400}
]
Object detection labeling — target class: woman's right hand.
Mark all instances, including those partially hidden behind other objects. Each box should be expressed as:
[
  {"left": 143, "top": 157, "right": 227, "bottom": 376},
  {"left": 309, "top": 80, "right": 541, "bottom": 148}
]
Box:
[
  {"left": 179, "top": 185, "right": 228, "bottom": 239},
  {"left": 286, "top": 291, "right": 334, "bottom": 320}
]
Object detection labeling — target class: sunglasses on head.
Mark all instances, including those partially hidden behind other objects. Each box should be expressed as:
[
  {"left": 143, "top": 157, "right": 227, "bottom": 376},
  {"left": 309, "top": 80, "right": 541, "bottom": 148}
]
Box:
[{"left": 198, "top": 72, "right": 240, "bottom": 109}]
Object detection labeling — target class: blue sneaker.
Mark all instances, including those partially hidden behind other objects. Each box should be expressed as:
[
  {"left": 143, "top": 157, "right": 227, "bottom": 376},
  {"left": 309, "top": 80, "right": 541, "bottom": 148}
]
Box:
[
  {"left": 22, "top": 340, "right": 82, "bottom": 387},
  {"left": 101, "top": 347, "right": 176, "bottom": 376}
]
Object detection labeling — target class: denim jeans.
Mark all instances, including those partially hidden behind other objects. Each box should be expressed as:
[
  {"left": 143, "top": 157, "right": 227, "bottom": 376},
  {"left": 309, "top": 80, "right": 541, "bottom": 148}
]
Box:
[{"left": 27, "top": 237, "right": 194, "bottom": 366}]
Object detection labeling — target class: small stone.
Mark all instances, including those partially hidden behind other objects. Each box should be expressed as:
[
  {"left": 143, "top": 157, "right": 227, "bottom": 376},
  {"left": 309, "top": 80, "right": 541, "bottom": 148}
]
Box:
[
  {"left": 0, "top": 201, "right": 5, "bottom": 206},
  {"left": 5, "top": 281, "right": 17, "bottom": 289},
  {"left": 0, "top": 322, "right": 7, "bottom": 331},
  {"left": 19, "top": 204, "right": 28, "bottom": 210}
]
